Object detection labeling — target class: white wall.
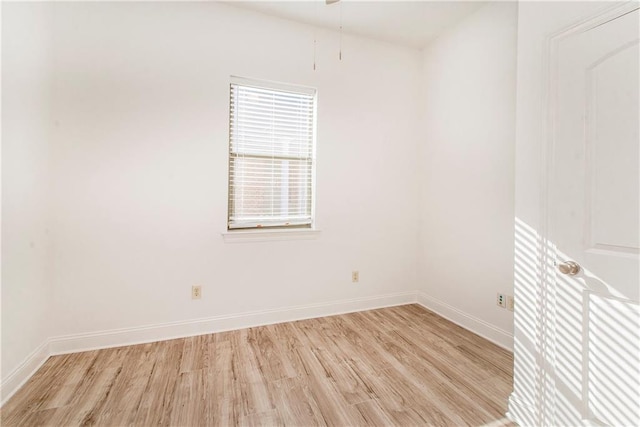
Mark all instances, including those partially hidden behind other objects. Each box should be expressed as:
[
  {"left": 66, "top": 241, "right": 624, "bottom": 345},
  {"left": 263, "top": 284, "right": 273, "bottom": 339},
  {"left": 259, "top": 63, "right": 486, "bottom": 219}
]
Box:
[
  {"left": 417, "top": 2, "right": 517, "bottom": 347},
  {"left": 1, "top": 0, "right": 521, "bottom": 403},
  {"left": 1, "top": 3, "right": 54, "bottom": 398},
  {"left": 47, "top": 2, "right": 421, "bottom": 338}
]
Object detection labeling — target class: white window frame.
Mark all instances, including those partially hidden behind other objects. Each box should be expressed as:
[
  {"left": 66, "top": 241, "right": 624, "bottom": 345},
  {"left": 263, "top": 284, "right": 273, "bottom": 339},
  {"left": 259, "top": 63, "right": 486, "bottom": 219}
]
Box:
[{"left": 226, "top": 76, "right": 317, "bottom": 233}]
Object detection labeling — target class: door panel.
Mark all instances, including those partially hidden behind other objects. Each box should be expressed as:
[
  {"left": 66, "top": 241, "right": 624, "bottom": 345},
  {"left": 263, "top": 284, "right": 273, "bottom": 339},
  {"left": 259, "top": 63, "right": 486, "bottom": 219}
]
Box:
[
  {"left": 588, "top": 41, "right": 639, "bottom": 253},
  {"left": 555, "top": 7, "right": 639, "bottom": 300},
  {"left": 552, "top": 7, "right": 640, "bottom": 426}
]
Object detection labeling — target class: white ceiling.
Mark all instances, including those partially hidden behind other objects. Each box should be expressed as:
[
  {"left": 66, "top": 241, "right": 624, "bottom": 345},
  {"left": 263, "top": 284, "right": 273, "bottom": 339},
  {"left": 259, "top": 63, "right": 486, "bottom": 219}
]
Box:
[{"left": 225, "top": 1, "right": 487, "bottom": 49}]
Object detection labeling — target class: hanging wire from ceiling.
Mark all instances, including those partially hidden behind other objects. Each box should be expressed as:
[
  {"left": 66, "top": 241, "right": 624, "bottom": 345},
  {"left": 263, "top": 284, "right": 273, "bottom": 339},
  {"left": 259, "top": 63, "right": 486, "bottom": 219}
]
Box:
[
  {"left": 313, "top": 0, "right": 319, "bottom": 70},
  {"left": 339, "top": 0, "right": 343, "bottom": 60},
  {"left": 313, "top": 0, "right": 342, "bottom": 70}
]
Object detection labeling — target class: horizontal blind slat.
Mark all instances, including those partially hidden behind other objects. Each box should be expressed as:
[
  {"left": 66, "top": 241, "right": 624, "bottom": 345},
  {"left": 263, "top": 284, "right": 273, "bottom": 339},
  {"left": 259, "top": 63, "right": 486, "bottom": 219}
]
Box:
[
  {"left": 230, "top": 100, "right": 314, "bottom": 114},
  {"left": 232, "top": 85, "right": 314, "bottom": 103}
]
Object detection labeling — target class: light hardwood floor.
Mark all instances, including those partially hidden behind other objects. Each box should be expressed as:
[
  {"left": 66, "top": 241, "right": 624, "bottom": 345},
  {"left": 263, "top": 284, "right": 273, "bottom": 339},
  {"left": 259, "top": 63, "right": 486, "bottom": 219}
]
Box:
[{"left": 1, "top": 304, "right": 515, "bottom": 426}]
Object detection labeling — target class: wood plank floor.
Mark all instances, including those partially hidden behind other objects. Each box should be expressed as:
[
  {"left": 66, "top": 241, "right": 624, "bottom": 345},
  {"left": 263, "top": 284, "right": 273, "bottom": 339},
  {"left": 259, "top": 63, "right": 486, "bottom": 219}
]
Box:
[{"left": 1, "top": 304, "right": 515, "bottom": 426}]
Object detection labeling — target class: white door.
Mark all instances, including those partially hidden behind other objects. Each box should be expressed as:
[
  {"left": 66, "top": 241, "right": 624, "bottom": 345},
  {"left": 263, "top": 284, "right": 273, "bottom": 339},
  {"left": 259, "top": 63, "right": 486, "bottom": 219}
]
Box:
[{"left": 551, "top": 6, "right": 639, "bottom": 426}]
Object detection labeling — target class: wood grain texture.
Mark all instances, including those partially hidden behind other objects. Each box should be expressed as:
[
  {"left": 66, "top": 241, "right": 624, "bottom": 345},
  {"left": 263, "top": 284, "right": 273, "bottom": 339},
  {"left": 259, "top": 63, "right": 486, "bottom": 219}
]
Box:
[{"left": 1, "top": 304, "right": 516, "bottom": 426}]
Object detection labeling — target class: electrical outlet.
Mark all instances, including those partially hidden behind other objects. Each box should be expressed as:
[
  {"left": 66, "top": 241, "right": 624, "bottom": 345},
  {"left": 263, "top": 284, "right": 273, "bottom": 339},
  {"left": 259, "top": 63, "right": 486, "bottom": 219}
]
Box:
[
  {"left": 352, "top": 271, "right": 359, "bottom": 283},
  {"left": 192, "top": 285, "right": 202, "bottom": 299},
  {"left": 497, "top": 293, "right": 507, "bottom": 308},
  {"left": 507, "top": 295, "right": 514, "bottom": 311}
]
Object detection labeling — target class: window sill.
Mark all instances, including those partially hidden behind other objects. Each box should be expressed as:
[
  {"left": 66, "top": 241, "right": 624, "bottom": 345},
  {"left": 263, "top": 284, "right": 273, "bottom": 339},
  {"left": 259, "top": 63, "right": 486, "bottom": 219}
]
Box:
[{"left": 221, "top": 228, "right": 322, "bottom": 243}]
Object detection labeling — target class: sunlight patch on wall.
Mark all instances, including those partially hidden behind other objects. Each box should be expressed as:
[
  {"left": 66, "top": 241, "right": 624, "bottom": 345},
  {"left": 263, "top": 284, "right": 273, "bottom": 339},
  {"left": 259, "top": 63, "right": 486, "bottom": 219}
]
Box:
[{"left": 511, "top": 217, "right": 545, "bottom": 426}]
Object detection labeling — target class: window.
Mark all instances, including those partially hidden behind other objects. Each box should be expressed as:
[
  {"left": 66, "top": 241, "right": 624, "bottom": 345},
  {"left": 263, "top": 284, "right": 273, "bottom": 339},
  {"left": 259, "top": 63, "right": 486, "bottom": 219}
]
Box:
[{"left": 227, "top": 77, "right": 316, "bottom": 230}]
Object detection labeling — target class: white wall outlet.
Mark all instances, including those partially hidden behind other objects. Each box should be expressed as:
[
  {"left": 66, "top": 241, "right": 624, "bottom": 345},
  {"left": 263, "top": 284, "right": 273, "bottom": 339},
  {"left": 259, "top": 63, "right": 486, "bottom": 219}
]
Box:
[
  {"left": 352, "top": 271, "right": 359, "bottom": 283},
  {"left": 507, "top": 295, "right": 514, "bottom": 311},
  {"left": 192, "top": 285, "right": 202, "bottom": 299},
  {"left": 497, "top": 293, "right": 507, "bottom": 308}
]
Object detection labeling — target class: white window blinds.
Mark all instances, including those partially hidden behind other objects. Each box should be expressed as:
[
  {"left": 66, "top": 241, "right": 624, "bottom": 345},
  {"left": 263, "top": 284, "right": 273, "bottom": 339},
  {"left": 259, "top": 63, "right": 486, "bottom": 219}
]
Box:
[{"left": 228, "top": 78, "right": 316, "bottom": 230}]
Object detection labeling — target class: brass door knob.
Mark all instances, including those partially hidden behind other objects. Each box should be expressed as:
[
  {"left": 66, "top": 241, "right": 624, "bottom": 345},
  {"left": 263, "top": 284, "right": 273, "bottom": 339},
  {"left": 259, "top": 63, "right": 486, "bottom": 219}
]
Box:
[{"left": 558, "top": 260, "right": 580, "bottom": 275}]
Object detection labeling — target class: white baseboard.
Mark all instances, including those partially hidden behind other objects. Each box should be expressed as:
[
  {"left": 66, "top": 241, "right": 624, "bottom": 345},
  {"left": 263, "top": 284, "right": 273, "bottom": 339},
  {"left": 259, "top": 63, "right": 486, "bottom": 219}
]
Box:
[
  {"left": 49, "top": 291, "right": 416, "bottom": 355},
  {"left": 1, "top": 340, "right": 50, "bottom": 406},
  {"left": 507, "top": 393, "right": 539, "bottom": 426},
  {"left": 416, "top": 291, "right": 513, "bottom": 351}
]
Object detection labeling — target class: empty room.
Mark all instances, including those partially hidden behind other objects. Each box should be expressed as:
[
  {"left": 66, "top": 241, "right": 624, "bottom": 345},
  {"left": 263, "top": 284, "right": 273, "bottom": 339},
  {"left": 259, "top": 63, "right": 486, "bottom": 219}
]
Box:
[{"left": 1, "top": 0, "right": 638, "bottom": 426}]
